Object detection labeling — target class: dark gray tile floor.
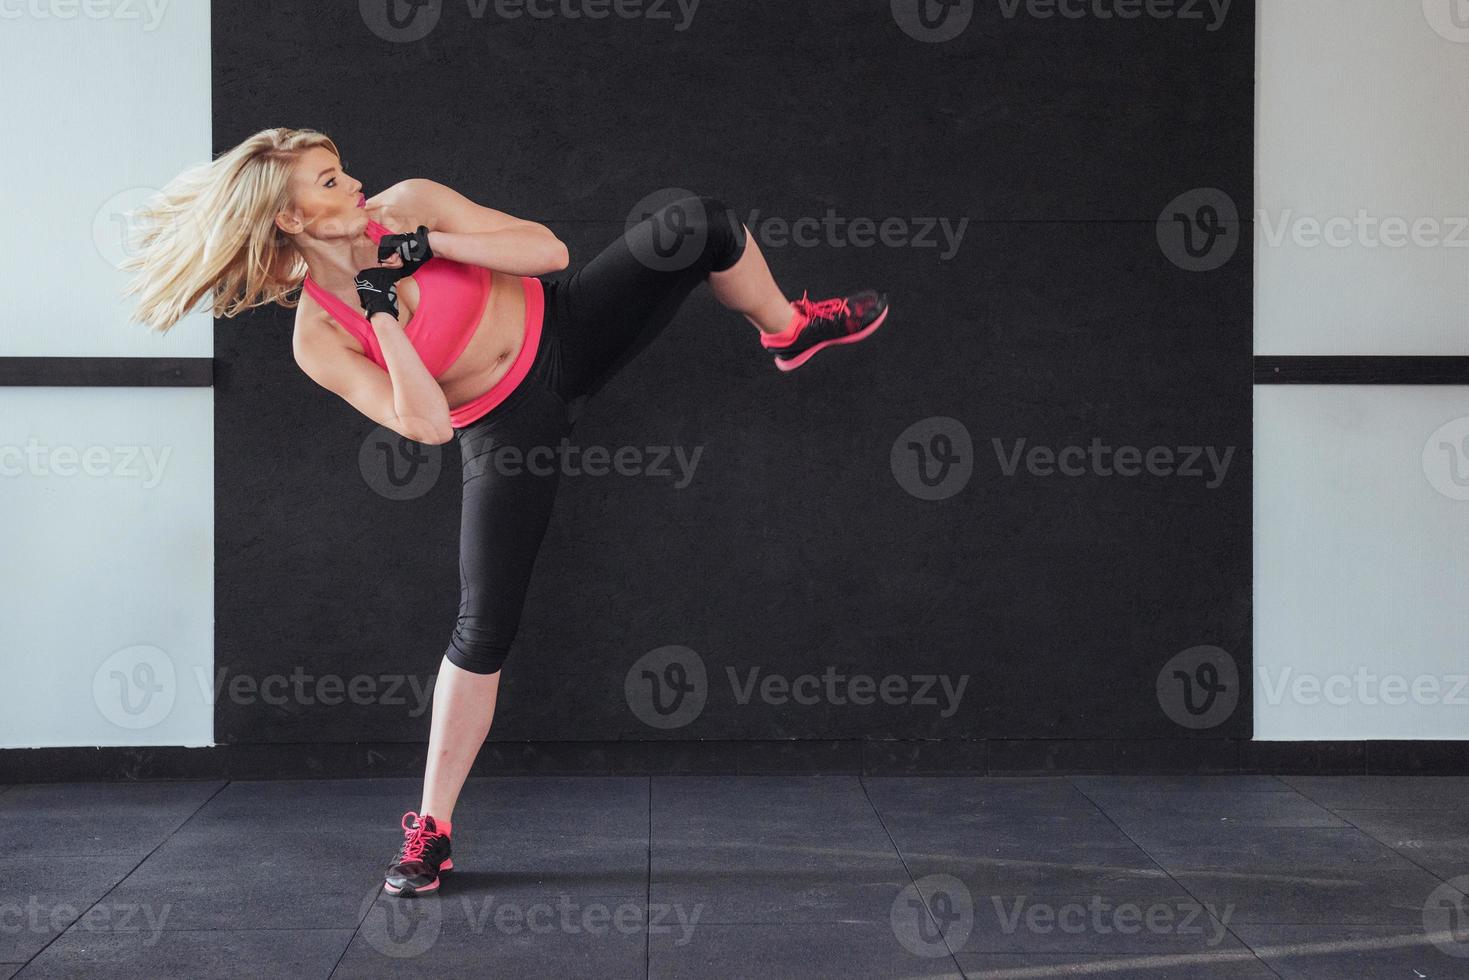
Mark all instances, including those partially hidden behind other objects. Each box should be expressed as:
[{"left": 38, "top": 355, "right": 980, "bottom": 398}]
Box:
[{"left": 1, "top": 775, "right": 1465, "bottom": 978}]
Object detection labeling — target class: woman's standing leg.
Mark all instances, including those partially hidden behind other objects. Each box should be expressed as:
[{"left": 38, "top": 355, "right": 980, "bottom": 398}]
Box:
[
  {"left": 385, "top": 377, "right": 571, "bottom": 896},
  {"left": 427, "top": 382, "right": 571, "bottom": 822}
]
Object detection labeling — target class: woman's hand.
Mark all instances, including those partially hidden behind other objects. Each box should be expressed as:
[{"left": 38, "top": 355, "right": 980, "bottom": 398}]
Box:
[
  {"left": 377, "top": 225, "right": 434, "bottom": 276},
  {"left": 355, "top": 266, "right": 406, "bottom": 321}
]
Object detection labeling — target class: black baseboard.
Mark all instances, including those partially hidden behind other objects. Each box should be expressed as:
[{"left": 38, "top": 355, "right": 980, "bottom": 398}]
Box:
[
  {"left": 2, "top": 739, "right": 1466, "bottom": 783},
  {"left": 0, "top": 357, "right": 213, "bottom": 387},
  {"left": 1254, "top": 355, "right": 1469, "bottom": 385}
]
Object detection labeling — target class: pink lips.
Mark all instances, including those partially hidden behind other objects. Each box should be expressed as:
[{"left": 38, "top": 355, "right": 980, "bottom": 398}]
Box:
[{"left": 357, "top": 194, "right": 366, "bottom": 208}]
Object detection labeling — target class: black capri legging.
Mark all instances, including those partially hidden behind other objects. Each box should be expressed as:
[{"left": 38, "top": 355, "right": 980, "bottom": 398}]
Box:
[{"left": 444, "top": 195, "right": 748, "bottom": 675}]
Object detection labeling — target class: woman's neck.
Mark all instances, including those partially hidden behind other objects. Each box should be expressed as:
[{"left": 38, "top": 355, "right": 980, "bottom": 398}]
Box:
[{"left": 297, "top": 224, "right": 382, "bottom": 296}]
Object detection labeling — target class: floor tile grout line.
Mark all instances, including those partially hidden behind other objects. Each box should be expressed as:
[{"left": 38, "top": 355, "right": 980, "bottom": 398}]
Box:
[
  {"left": 644, "top": 775, "right": 652, "bottom": 980},
  {"left": 20, "top": 779, "right": 234, "bottom": 971},
  {"left": 856, "top": 772, "right": 967, "bottom": 976},
  {"left": 1065, "top": 776, "right": 1290, "bottom": 980},
  {"left": 1281, "top": 783, "right": 1468, "bottom": 892}
]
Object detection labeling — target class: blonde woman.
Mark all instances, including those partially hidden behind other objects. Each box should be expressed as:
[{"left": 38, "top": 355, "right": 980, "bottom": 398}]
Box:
[{"left": 125, "top": 127, "right": 890, "bottom": 896}]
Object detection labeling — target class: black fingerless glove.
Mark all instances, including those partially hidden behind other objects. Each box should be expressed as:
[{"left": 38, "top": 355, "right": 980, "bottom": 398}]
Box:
[
  {"left": 355, "top": 267, "right": 403, "bottom": 321},
  {"left": 377, "top": 225, "right": 434, "bottom": 275}
]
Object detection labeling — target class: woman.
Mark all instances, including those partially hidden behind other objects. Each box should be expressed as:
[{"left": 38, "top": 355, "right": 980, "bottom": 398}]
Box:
[{"left": 123, "top": 127, "right": 889, "bottom": 897}]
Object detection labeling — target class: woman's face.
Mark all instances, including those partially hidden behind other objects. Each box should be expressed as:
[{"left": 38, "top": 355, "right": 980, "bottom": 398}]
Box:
[{"left": 281, "top": 146, "right": 366, "bottom": 240}]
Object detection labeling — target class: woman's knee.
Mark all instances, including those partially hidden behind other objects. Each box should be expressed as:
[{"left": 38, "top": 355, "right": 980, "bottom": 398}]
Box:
[
  {"left": 445, "top": 617, "right": 514, "bottom": 675},
  {"left": 691, "top": 195, "right": 747, "bottom": 272},
  {"left": 646, "top": 194, "right": 747, "bottom": 274}
]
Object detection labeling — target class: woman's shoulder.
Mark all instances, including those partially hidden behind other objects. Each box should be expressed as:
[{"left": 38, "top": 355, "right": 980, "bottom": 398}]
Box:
[{"left": 367, "top": 179, "right": 438, "bottom": 232}]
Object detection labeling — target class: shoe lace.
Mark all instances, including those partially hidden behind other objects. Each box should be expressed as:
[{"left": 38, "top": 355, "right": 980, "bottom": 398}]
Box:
[
  {"left": 398, "top": 811, "right": 436, "bottom": 863},
  {"left": 793, "top": 291, "right": 851, "bottom": 323}
]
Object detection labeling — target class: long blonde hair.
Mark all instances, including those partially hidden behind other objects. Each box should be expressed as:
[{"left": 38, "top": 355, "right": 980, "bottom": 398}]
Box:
[{"left": 121, "top": 127, "right": 340, "bottom": 334}]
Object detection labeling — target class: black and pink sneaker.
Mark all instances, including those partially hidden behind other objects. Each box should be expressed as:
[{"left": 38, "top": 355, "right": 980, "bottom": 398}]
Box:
[
  {"left": 384, "top": 811, "right": 453, "bottom": 897},
  {"left": 761, "top": 290, "right": 890, "bottom": 372}
]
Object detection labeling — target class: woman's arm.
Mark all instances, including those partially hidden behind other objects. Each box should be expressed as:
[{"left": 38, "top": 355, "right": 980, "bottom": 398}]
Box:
[{"left": 378, "top": 178, "right": 570, "bottom": 276}]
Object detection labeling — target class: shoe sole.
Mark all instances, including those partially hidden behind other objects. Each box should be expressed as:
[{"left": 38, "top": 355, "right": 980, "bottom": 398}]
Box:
[
  {"left": 384, "top": 858, "right": 453, "bottom": 897},
  {"left": 773, "top": 304, "right": 889, "bottom": 373}
]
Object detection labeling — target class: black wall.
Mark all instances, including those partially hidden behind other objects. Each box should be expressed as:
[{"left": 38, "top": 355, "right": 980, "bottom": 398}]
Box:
[{"left": 214, "top": 0, "right": 1254, "bottom": 752}]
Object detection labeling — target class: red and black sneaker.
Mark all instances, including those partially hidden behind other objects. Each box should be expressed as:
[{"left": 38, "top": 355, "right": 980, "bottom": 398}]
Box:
[
  {"left": 384, "top": 811, "right": 453, "bottom": 897},
  {"left": 761, "top": 290, "right": 890, "bottom": 372}
]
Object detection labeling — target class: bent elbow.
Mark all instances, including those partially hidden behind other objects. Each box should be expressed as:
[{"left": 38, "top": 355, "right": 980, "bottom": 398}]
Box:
[{"left": 548, "top": 237, "right": 570, "bottom": 272}]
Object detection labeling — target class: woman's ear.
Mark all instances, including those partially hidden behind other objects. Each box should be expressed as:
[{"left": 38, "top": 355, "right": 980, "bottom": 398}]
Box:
[{"left": 274, "top": 207, "right": 304, "bottom": 236}]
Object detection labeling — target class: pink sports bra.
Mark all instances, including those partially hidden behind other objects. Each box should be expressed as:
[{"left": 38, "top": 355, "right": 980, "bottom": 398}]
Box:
[{"left": 301, "top": 218, "right": 544, "bottom": 429}]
